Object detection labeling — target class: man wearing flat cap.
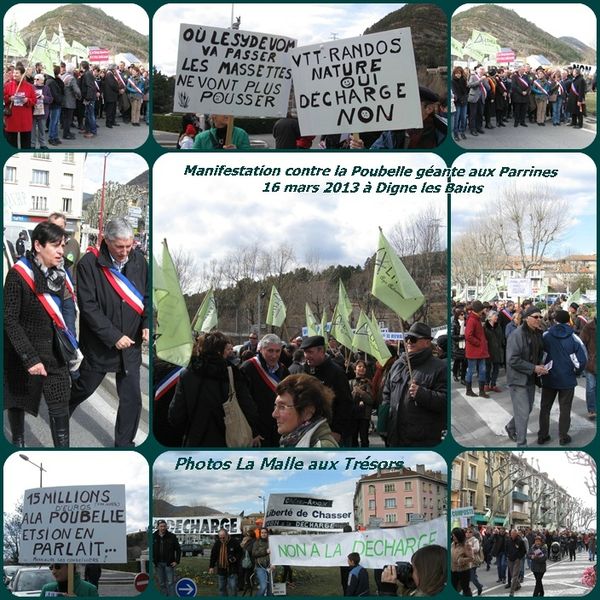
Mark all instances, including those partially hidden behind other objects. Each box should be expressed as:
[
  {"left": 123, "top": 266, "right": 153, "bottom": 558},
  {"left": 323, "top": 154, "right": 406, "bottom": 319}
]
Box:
[
  {"left": 381, "top": 322, "right": 446, "bottom": 446},
  {"left": 301, "top": 335, "right": 353, "bottom": 445},
  {"left": 504, "top": 305, "right": 548, "bottom": 446}
]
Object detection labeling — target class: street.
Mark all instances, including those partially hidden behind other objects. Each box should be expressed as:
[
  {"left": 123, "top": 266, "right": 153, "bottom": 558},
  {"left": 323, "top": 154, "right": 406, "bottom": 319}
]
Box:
[
  {"left": 2, "top": 361, "right": 149, "bottom": 448},
  {"left": 95, "top": 569, "right": 141, "bottom": 597},
  {"left": 477, "top": 549, "right": 595, "bottom": 597},
  {"left": 452, "top": 376, "right": 595, "bottom": 448}
]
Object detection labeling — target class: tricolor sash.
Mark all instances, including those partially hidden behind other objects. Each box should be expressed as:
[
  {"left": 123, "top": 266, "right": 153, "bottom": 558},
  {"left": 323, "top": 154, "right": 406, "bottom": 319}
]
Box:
[
  {"left": 571, "top": 82, "right": 580, "bottom": 98},
  {"left": 154, "top": 366, "right": 185, "bottom": 402},
  {"left": 500, "top": 308, "right": 513, "bottom": 322},
  {"left": 87, "top": 246, "right": 145, "bottom": 316},
  {"left": 128, "top": 78, "right": 143, "bottom": 95},
  {"left": 249, "top": 355, "right": 282, "bottom": 392},
  {"left": 64, "top": 268, "right": 75, "bottom": 297},
  {"left": 497, "top": 78, "right": 507, "bottom": 93},
  {"left": 534, "top": 80, "right": 549, "bottom": 96},
  {"left": 557, "top": 82, "right": 565, "bottom": 96},
  {"left": 516, "top": 76, "right": 530, "bottom": 90},
  {"left": 12, "top": 258, "right": 78, "bottom": 348}
]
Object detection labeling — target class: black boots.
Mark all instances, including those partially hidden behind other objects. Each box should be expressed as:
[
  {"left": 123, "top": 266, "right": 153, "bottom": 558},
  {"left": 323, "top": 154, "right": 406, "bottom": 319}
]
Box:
[
  {"left": 479, "top": 384, "right": 490, "bottom": 398},
  {"left": 49, "top": 414, "right": 70, "bottom": 448},
  {"left": 465, "top": 383, "right": 477, "bottom": 397},
  {"left": 7, "top": 408, "right": 25, "bottom": 447}
]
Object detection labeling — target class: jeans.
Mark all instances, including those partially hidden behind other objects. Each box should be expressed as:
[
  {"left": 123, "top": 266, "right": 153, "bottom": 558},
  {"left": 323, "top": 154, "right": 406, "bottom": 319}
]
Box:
[
  {"left": 551, "top": 96, "right": 563, "bottom": 124},
  {"left": 218, "top": 574, "right": 238, "bottom": 596},
  {"left": 496, "top": 552, "right": 507, "bottom": 581},
  {"left": 453, "top": 103, "right": 467, "bottom": 135},
  {"left": 469, "top": 566, "right": 482, "bottom": 592},
  {"left": 255, "top": 566, "right": 271, "bottom": 596},
  {"left": 466, "top": 358, "right": 486, "bottom": 384},
  {"left": 507, "top": 384, "right": 536, "bottom": 446},
  {"left": 155, "top": 562, "right": 175, "bottom": 595},
  {"left": 84, "top": 100, "right": 97, "bottom": 134},
  {"left": 585, "top": 372, "right": 596, "bottom": 413},
  {"left": 486, "top": 361, "right": 500, "bottom": 386},
  {"left": 32, "top": 114, "right": 48, "bottom": 147},
  {"left": 49, "top": 106, "right": 61, "bottom": 140}
]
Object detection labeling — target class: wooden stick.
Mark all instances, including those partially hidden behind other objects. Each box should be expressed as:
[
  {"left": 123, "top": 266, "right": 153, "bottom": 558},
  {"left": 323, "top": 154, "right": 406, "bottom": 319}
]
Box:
[
  {"left": 225, "top": 116, "right": 234, "bottom": 147},
  {"left": 68, "top": 564, "right": 75, "bottom": 596}
]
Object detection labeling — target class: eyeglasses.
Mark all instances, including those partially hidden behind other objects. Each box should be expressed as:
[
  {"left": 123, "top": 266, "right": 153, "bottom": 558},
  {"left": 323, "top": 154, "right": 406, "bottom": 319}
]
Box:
[
  {"left": 49, "top": 564, "right": 66, "bottom": 571},
  {"left": 273, "top": 402, "right": 295, "bottom": 412},
  {"left": 528, "top": 315, "right": 542, "bottom": 319},
  {"left": 405, "top": 336, "right": 420, "bottom": 343}
]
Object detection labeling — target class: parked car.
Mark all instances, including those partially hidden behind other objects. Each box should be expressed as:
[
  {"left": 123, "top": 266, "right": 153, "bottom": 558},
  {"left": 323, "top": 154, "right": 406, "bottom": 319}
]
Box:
[
  {"left": 8, "top": 566, "right": 54, "bottom": 597},
  {"left": 3, "top": 564, "right": 21, "bottom": 586},
  {"left": 180, "top": 543, "right": 204, "bottom": 557}
]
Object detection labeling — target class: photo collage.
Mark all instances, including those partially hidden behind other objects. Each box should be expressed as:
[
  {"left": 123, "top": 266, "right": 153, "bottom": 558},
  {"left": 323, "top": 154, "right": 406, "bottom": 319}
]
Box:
[{"left": 1, "top": 1, "right": 597, "bottom": 598}]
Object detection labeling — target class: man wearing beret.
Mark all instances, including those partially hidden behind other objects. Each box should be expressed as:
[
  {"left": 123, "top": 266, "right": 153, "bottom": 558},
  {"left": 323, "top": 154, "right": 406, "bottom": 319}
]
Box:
[
  {"left": 301, "top": 335, "right": 353, "bottom": 445},
  {"left": 504, "top": 305, "right": 548, "bottom": 446},
  {"left": 381, "top": 322, "right": 446, "bottom": 446}
]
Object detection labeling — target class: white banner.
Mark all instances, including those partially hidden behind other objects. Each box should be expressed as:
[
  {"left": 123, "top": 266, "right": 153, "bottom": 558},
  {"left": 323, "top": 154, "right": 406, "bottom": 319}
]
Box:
[
  {"left": 290, "top": 28, "right": 422, "bottom": 136},
  {"left": 507, "top": 278, "right": 532, "bottom": 297},
  {"left": 173, "top": 24, "right": 296, "bottom": 117},
  {"left": 153, "top": 515, "right": 241, "bottom": 535},
  {"left": 270, "top": 517, "right": 446, "bottom": 568},
  {"left": 20, "top": 485, "right": 127, "bottom": 564},
  {"left": 265, "top": 493, "right": 353, "bottom": 532}
]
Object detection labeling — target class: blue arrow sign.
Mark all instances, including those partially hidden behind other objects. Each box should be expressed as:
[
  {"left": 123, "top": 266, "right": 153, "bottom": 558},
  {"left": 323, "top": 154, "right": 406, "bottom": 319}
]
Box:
[{"left": 176, "top": 577, "right": 197, "bottom": 597}]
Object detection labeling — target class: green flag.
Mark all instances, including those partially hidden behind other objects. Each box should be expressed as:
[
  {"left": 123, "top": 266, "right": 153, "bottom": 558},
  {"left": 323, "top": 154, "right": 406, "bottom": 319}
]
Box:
[
  {"left": 193, "top": 288, "right": 218, "bottom": 333},
  {"left": 266, "top": 285, "right": 286, "bottom": 327},
  {"left": 566, "top": 288, "right": 582, "bottom": 306},
  {"left": 154, "top": 241, "right": 194, "bottom": 367},
  {"left": 371, "top": 229, "right": 425, "bottom": 320},
  {"left": 480, "top": 280, "right": 499, "bottom": 302},
  {"left": 338, "top": 280, "right": 353, "bottom": 318},
  {"left": 320, "top": 309, "right": 329, "bottom": 346},
  {"left": 5, "top": 21, "right": 27, "bottom": 57},
  {"left": 451, "top": 37, "right": 464, "bottom": 57},
  {"left": 464, "top": 29, "right": 501, "bottom": 56},
  {"left": 330, "top": 303, "right": 354, "bottom": 350},
  {"left": 305, "top": 303, "right": 319, "bottom": 336},
  {"left": 368, "top": 313, "right": 392, "bottom": 366},
  {"left": 352, "top": 310, "right": 371, "bottom": 355}
]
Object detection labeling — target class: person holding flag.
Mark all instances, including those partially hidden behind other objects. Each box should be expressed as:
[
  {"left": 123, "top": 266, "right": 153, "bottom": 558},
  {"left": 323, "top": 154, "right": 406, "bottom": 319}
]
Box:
[{"left": 69, "top": 218, "right": 149, "bottom": 447}]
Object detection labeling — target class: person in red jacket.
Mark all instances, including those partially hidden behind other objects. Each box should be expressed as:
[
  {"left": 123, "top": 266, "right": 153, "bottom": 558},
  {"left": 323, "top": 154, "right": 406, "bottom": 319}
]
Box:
[
  {"left": 3, "top": 65, "right": 37, "bottom": 148},
  {"left": 465, "top": 300, "right": 490, "bottom": 397}
]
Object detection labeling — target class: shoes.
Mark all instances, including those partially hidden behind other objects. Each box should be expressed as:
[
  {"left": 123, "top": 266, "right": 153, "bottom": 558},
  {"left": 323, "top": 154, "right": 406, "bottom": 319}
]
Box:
[
  {"left": 460, "top": 378, "right": 466, "bottom": 385},
  {"left": 496, "top": 580, "right": 503, "bottom": 583},
  {"left": 491, "top": 386, "right": 502, "bottom": 392},
  {"left": 514, "top": 122, "right": 519, "bottom": 127},
  {"left": 132, "top": 122, "right": 140, "bottom": 126},
  {"left": 106, "top": 124, "right": 113, "bottom": 128},
  {"left": 537, "top": 434, "right": 551, "bottom": 445},
  {"left": 505, "top": 425, "right": 517, "bottom": 442},
  {"left": 470, "top": 130, "right": 478, "bottom": 136},
  {"left": 460, "top": 132, "right": 467, "bottom": 139},
  {"left": 587, "top": 412, "right": 596, "bottom": 419},
  {"left": 453, "top": 135, "right": 460, "bottom": 142},
  {"left": 477, "top": 128, "right": 485, "bottom": 133},
  {"left": 505, "top": 584, "right": 511, "bottom": 589},
  {"left": 559, "top": 434, "right": 572, "bottom": 445},
  {"left": 479, "top": 386, "right": 490, "bottom": 398},
  {"left": 63, "top": 134, "right": 76, "bottom": 139},
  {"left": 48, "top": 139, "right": 60, "bottom": 145},
  {"left": 484, "top": 384, "right": 491, "bottom": 392},
  {"left": 39, "top": 145, "right": 49, "bottom": 149},
  {"left": 83, "top": 133, "right": 94, "bottom": 138},
  {"left": 485, "top": 124, "right": 494, "bottom": 129},
  {"left": 520, "top": 123, "right": 528, "bottom": 127},
  {"left": 478, "top": 587, "right": 483, "bottom": 596}
]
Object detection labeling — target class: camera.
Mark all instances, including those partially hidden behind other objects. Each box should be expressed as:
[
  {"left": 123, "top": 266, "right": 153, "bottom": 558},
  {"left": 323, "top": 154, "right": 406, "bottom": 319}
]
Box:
[{"left": 383, "top": 561, "right": 415, "bottom": 588}]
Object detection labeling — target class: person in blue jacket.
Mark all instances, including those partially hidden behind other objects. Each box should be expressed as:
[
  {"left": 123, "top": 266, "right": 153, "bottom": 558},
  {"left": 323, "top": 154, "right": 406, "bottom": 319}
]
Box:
[
  {"left": 345, "top": 552, "right": 370, "bottom": 596},
  {"left": 537, "top": 309, "right": 587, "bottom": 445}
]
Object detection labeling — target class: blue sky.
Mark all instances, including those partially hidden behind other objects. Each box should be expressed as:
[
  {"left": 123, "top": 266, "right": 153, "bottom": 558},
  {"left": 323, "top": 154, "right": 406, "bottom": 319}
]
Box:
[
  {"left": 83, "top": 153, "right": 148, "bottom": 194},
  {"left": 154, "top": 450, "right": 446, "bottom": 515}
]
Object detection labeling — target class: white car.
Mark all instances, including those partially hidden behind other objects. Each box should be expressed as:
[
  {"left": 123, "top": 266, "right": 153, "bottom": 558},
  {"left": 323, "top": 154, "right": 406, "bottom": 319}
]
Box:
[{"left": 8, "top": 566, "right": 54, "bottom": 597}]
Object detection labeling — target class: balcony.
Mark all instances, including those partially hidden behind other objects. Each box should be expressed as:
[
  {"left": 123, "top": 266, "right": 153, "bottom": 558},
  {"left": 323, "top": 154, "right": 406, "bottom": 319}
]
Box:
[
  {"left": 511, "top": 510, "right": 529, "bottom": 522},
  {"left": 512, "top": 491, "right": 530, "bottom": 502}
]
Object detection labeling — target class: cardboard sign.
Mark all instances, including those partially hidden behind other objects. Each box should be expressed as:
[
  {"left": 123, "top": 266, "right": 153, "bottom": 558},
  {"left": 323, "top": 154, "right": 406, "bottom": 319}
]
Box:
[
  {"left": 153, "top": 515, "right": 241, "bottom": 535},
  {"left": 507, "top": 278, "right": 532, "bottom": 298},
  {"left": 173, "top": 24, "right": 296, "bottom": 117},
  {"left": 264, "top": 493, "right": 353, "bottom": 532},
  {"left": 270, "top": 517, "right": 446, "bottom": 568},
  {"left": 290, "top": 28, "right": 422, "bottom": 136},
  {"left": 20, "top": 485, "right": 127, "bottom": 564}
]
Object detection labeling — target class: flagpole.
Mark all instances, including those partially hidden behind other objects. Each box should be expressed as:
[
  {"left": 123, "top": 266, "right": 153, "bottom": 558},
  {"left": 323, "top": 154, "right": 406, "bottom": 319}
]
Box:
[{"left": 398, "top": 319, "right": 414, "bottom": 381}]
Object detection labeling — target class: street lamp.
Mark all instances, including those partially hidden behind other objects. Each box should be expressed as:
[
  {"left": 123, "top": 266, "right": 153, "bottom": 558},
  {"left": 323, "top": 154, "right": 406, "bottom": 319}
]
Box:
[
  {"left": 98, "top": 152, "right": 111, "bottom": 245},
  {"left": 258, "top": 495, "right": 266, "bottom": 516},
  {"left": 19, "top": 454, "right": 46, "bottom": 487}
]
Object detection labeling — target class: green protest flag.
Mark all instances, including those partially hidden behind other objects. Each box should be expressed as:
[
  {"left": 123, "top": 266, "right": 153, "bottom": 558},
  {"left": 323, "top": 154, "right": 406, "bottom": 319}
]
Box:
[
  {"left": 154, "top": 241, "right": 194, "bottom": 367},
  {"left": 193, "top": 288, "right": 218, "bottom": 333},
  {"left": 351, "top": 310, "right": 371, "bottom": 355},
  {"left": 266, "top": 285, "right": 287, "bottom": 327},
  {"left": 371, "top": 229, "right": 425, "bottom": 321},
  {"left": 368, "top": 313, "right": 392, "bottom": 366},
  {"left": 451, "top": 37, "right": 464, "bottom": 57},
  {"left": 480, "top": 280, "right": 499, "bottom": 302},
  {"left": 305, "top": 303, "right": 319, "bottom": 336},
  {"left": 330, "top": 303, "right": 354, "bottom": 350},
  {"left": 338, "top": 280, "right": 353, "bottom": 318},
  {"left": 566, "top": 288, "right": 582, "bottom": 306},
  {"left": 320, "top": 309, "right": 329, "bottom": 346},
  {"left": 5, "top": 21, "right": 27, "bottom": 57}
]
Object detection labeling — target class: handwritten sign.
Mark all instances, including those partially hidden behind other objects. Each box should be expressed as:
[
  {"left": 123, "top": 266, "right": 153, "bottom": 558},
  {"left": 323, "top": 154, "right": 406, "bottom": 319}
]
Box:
[
  {"left": 290, "top": 28, "right": 422, "bottom": 135},
  {"left": 173, "top": 24, "right": 296, "bottom": 117},
  {"left": 20, "top": 485, "right": 127, "bottom": 564}
]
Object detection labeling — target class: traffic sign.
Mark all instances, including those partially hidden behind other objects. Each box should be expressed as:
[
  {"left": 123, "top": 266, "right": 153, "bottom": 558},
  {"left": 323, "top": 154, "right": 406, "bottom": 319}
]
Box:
[
  {"left": 134, "top": 572, "right": 150, "bottom": 592},
  {"left": 176, "top": 577, "right": 197, "bottom": 597}
]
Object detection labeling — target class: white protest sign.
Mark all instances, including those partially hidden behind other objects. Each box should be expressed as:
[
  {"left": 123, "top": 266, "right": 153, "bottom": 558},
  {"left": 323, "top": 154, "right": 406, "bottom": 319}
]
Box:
[
  {"left": 20, "top": 485, "right": 127, "bottom": 564},
  {"left": 290, "top": 28, "right": 422, "bottom": 136},
  {"left": 507, "top": 278, "right": 532, "bottom": 298},
  {"left": 173, "top": 24, "right": 296, "bottom": 117},
  {"left": 270, "top": 517, "right": 446, "bottom": 568},
  {"left": 153, "top": 515, "right": 241, "bottom": 535},
  {"left": 265, "top": 493, "right": 353, "bottom": 532}
]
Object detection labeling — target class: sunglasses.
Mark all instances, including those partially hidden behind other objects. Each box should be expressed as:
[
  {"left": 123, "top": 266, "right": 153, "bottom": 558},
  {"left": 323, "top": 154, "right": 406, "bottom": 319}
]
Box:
[
  {"left": 49, "top": 564, "right": 66, "bottom": 571},
  {"left": 528, "top": 315, "right": 542, "bottom": 319}
]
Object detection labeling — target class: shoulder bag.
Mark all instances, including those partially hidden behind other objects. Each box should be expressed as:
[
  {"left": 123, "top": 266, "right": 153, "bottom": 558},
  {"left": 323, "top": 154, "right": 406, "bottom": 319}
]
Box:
[{"left": 223, "top": 366, "right": 254, "bottom": 447}]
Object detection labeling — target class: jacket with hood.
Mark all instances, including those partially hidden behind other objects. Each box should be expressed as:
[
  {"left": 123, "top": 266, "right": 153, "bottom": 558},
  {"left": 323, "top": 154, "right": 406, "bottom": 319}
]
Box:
[{"left": 541, "top": 323, "right": 587, "bottom": 389}]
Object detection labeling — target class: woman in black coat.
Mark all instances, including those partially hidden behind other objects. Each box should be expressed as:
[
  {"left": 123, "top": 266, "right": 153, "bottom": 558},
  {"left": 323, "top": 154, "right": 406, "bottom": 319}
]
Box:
[
  {"left": 484, "top": 311, "right": 505, "bottom": 392},
  {"left": 4, "top": 222, "right": 71, "bottom": 447},
  {"left": 168, "top": 331, "right": 260, "bottom": 446},
  {"left": 567, "top": 68, "right": 587, "bottom": 128},
  {"left": 451, "top": 308, "right": 467, "bottom": 384}
]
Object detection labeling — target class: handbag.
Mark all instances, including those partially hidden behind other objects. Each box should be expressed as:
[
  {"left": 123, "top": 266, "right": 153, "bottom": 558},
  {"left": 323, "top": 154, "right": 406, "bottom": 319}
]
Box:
[
  {"left": 52, "top": 321, "right": 78, "bottom": 364},
  {"left": 5, "top": 77, "right": 25, "bottom": 118},
  {"left": 223, "top": 366, "right": 254, "bottom": 447}
]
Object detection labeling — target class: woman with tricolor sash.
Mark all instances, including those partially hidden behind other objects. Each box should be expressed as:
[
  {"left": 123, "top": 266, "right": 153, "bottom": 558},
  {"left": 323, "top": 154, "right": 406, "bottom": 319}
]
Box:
[
  {"left": 567, "top": 67, "right": 587, "bottom": 129},
  {"left": 3, "top": 222, "right": 73, "bottom": 447}
]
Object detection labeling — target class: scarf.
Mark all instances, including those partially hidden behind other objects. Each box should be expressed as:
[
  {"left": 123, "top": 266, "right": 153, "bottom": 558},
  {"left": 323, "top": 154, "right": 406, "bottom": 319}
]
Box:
[
  {"left": 32, "top": 253, "right": 65, "bottom": 293},
  {"left": 279, "top": 418, "right": 319, "bottom": 447},
  {"left": 218, "top": 541, "right": 229, "bottom": 569}
]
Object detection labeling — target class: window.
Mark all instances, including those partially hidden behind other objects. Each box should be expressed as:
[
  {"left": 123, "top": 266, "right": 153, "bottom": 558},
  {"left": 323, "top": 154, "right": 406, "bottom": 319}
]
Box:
[
  {"left": 384, "top": 498, "right": 396, "bottom": 509},
  {"left": 32, "top": 169, "right": 49, "bottom": 186},
  {"left": 404, "top": 497, "right": 413, "bottom": 508},
  {"left": 384, "top": 483, "right": 395, "bottom": 493},
  {"left": 485, "top": 472, "right": 492, "bottom": 486},
  {"left": 368, "top": 485, "right": 375, "bottom": 495},
  {"left": 404, "top": 482, "right": 412, "bottom": 491},
  {"left": 4, "top": 166, "right": 16, "bottom": 183},
  {"left": 406, "top": 513, "right": 412, "bottom": 523},
  {"left": 385, "top": 513, "right": 397, "bottom": 523},
  {"left": 485, "top": 495, "right": 491, "bottom": 509},
  {"left": 62, "top": 173, "right": 74, "bottom": 189},
  {"left": 31, "top": 196, "right": 48, "bottom": 211},
  {"left": 468, "top": 465, "right": 477, "bottom": 481},
  {"left": 468, "top": 491, "right": 476, "bottom": 506},
  {"left": 368, "top": 500, "right": 375, "bottom": 510},
  {"left": 33, "top": 152, "right": 50, "bottom": 160},
  {"left": 64, "top": 152, "right": 75, "bottom": 163},
  {"left": 62, "top": 198, "right": 72, "bottom": 213}
]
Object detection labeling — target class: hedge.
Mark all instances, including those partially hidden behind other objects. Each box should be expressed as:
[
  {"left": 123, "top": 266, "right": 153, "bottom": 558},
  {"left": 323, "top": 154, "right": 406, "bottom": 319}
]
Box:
[{"left": 152, "top": 114, "right": 279, "bottom": 134}]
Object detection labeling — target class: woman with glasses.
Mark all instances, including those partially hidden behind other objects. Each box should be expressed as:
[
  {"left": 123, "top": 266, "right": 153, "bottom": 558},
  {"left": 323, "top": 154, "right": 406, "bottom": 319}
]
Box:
[
  {"left": 41, "top": 564, "right": 99, "bottom": 596},
  {"left": 272, "top": 373, "right": 338, "bottom": 447}
]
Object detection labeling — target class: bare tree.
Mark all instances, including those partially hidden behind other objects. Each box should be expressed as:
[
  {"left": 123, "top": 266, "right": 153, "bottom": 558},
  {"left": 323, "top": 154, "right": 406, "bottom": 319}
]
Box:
[
  {"left": 152, "top": 474, "right": 175, "bottom": 514},
  {"left": 3, "top": 500, "right": 23, "bottom": 563},
  {"left": 566, "top": 452, "right": 597, "bottom": 497},
  {"left": 483, "top": 451, "right": 524, "bottom": 525},
  {"left": 170, "top": 247, "right": 201, "bottom": 295},
  {"left": 84, "top": 182, "right": 146, "bottom": 230}
]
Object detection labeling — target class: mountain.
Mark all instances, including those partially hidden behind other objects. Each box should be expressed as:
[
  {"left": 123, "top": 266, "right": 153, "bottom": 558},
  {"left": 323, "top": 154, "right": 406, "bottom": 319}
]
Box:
[
  {"left": 452, "top": 4, "right": 585, "bottom": 64},
  {"left": 20, "top": 4, "right": 148, "bottom": 61},
  {"left": 154, "top": 499, "right": 222, "bottom": 517},
  {"left": 363, "top": 3, "right": 447, "bottom": 69},
  {"left": 559, "top": 36, "right": 596, "bottom": 62},
  {"left": 127, "top": 169, "right": 149, "bottom": 189}
]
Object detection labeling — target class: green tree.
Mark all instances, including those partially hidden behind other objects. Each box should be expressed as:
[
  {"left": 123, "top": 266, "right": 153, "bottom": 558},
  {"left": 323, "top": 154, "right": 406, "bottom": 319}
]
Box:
[{"left": 153, "top": 69, "right": 175, "bottom": 114}]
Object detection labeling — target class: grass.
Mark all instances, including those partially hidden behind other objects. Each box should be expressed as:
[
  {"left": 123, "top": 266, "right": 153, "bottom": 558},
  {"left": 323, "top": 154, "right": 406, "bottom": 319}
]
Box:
[{"left": 585, "top": 91, "right": 596, "bottom": 117}]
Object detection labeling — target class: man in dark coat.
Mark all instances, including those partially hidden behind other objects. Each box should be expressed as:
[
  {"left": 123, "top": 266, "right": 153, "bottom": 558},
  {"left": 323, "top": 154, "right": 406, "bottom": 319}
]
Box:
[
  {"left": 102, "top": 66, "right": 121, "bottom": 128},
  {"left": 209, "top": 529, "right": 242, "bottom": 596},
  {"left": 511, "top": 65, "right": 531, "bottom": 127},
  {"left": 505, "top": 530, "right": 526, "bottom": 596},
  {"left": 79, "top": 60, "right": 98, "bottom": 137},
  {"left": 301, "top": 335, "right": 354, "bottom": 445},
  {"left": 381, "top": 322, "right": 446, "bottom": 447},
  {"left": 153, "top": 519, "right": 181, "bottom": 595},
  {"left": 69, "top": 218, "right": 149, "bottom": 446}
]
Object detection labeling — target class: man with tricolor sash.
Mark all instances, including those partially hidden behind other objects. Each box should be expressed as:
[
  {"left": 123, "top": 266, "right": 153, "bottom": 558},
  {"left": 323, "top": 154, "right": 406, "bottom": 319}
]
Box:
[{"left": 69, "top": 218, "right": 149, "bottom": 447}]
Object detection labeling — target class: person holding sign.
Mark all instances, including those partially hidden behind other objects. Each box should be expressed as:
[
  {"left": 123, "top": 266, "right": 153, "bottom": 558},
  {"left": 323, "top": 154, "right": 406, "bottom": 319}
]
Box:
[
  {"left": 193, "top": 114, "right": 251, "bottom": 150},
  {"left": 209, "top": 529, "right": 243, "bottom": 596},
  {"left": 4, "top": 222, "right": 73, "bottom": 447},
  {"left": 41, "top": 564, "right": 99, "bottom": 597},
  {"left": 251, "top": 527, "right": 273, "bottom": 596}
]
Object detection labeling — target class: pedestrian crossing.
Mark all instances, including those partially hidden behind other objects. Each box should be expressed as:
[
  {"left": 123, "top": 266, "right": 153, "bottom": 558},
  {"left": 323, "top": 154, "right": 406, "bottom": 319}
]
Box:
[{"left": 452, "top": 378, "right": 595, "bottom": 447}]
